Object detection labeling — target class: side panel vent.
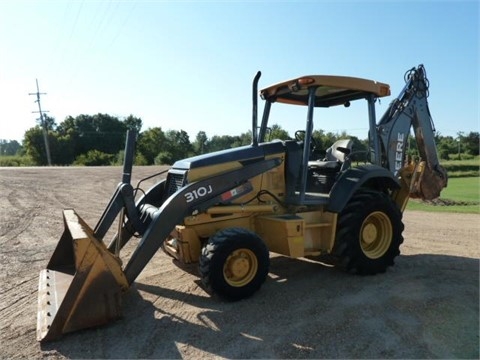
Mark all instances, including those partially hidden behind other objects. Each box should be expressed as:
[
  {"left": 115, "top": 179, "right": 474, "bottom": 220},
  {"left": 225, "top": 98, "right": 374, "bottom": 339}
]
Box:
[{"left": 166, "top": 169, "right": 188, "bottom": 197}]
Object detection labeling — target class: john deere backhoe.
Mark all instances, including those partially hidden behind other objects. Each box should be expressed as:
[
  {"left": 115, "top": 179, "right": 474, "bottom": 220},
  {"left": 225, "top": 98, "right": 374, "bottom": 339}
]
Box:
[{"left": 37, "top": 64, "right": 447, "bottom": 341}]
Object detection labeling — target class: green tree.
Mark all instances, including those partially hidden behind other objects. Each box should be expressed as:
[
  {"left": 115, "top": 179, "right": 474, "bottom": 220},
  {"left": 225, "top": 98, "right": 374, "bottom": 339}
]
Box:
[
  {"left": 23, "top": 126, "right": 49, "bottom": 165},
  {"left": 208, "top": 135, "right": 240, "bottom": 152},
  {"left": 193, "top": 131, "right": 208, "bottom": 155},
  {"left": 464, "top": 131, "right": 479, "bottom": 156},
  {"left": 436, "top": 135, "right": 457, "bottom": 160},
  {"left": 161, "top": 130, "right": 193, "bottom": 164},
  {"left": 50, "top": 133, "right": 76, "bottom": 165},
  {"left": 268, "top": 124, "right": 291, "bottom": 141},
  {"left": 237, "top": 131, "right": 253, "bottom": 146},
  {"left": 348, "top": 136, "right": 368, "bottom": 162},
  {"left": 41, "top": 114, "right": 56, "bottom": 131},
  {"left": 312, "top": 129, "right": 338, "bottom": 154},
  {"left": 57, "top": 113, "right": 127, "bottom": 156},
  {"left": 23, "top": 115, "right": 76, "bottom": 165},
  {"left": 123, "top": 114, "right": 143, "bottom": 134},
  {"left": 90, "top": 113, "right": 127, "bottom": 154},
  {"left": 137, "top": 127, "right": 166, "bottom": 164},
  {"left": 0, "top": 140, "right": 22, "bottom": 156},
  {"left": 405, "top": 133, "right": 419, "bottom": 159}
]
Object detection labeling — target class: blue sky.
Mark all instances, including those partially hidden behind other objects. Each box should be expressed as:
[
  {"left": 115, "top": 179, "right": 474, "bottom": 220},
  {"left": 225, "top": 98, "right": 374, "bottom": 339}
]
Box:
[{"left": 0, "top": 0, "right": 478, "bottom": 143}]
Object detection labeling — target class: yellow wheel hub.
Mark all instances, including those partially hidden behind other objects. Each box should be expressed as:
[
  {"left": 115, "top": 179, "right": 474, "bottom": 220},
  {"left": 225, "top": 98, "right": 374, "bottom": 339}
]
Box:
[
  {"left": 223, "top": 248, "right": 258, "bottom": 287},
  {"left": 360, "top": 211, "right": 392, "bottom": 259}
]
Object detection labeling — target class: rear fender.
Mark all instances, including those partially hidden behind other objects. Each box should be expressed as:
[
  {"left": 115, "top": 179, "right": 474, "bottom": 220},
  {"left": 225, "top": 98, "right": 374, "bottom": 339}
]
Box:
[{"left": 327, "top": 165, "right": 400, "bottom": 213}]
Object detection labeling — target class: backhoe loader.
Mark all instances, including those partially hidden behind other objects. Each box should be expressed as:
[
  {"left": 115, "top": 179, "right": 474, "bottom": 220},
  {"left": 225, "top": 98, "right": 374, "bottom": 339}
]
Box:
[{"left": 37, "top": 64, "right": 447, "bottom": 341}]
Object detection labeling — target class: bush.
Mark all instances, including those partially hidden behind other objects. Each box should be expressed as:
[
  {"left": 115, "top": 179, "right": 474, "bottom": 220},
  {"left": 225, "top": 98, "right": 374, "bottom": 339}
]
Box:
[
  {"left": 134, "top": 153, "right": 149, "bottom": 165},
  {"left": 439, "top": 149, "right": 450, "bottom": 160},
  {"left": 447, "top": 153, "right": 476, "bottom": 161},
  {"left": 441, "top": 157, "right": 479, "bottom": 177},
  {"left": 73, "top": 150, "right": 114, "bottom": 166},
  {"left": 112, "top": 150, "right": 149, "bottom": 166},
  {"left": 0, "top": 155, "right": 35, "bottom": 167},
  {"left": 459, "top": 153, "right": 475, "bottom": 160},
  {"left": 154, "top": 151, "right": 173, "bottom": 165}
]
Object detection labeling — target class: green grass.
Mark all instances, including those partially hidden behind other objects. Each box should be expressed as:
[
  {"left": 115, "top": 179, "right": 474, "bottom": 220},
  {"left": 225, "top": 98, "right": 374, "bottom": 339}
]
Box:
[
  {"left": 407, "top": 177, "right": 480, "bottom": 214},
  {"left": 442, "top": 177, "right": 480, "bottom": 201}
]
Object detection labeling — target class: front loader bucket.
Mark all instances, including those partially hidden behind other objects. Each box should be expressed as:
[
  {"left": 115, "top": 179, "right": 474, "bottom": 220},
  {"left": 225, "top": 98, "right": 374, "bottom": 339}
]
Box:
[{"left": 37, "top": 209, "right": 129, "bottom": 342}]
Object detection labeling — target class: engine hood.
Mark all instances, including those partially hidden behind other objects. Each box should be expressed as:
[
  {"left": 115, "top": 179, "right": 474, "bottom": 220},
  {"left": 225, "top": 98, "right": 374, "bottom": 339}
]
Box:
[{"left": 172, "top": 141, "right": 286, "bottom": 170}]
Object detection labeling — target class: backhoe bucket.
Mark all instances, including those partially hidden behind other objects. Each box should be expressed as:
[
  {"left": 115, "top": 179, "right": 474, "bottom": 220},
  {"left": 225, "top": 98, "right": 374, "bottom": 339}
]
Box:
[
  {"left": 37, "top": 209, "right": 129, "bottom": 342},
  {"left": 410, "top": 162, "right": 448, "bottom": 200}
]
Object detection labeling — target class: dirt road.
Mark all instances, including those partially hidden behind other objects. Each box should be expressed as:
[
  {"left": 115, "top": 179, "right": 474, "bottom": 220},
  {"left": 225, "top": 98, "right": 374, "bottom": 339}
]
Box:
[{"left": 0, "top": 167, "right": 478, "bottom": 359}]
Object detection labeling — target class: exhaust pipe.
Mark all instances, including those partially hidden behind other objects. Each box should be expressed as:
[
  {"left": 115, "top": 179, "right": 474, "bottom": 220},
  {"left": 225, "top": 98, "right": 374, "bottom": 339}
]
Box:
[{"left": 251, "top": 71, "right": 261, "bottom": 146}]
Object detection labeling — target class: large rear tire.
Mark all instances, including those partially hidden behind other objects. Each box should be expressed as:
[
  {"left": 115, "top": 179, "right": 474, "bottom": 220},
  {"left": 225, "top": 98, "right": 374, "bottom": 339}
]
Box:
[
  {"left": 333, "top": 190, "right": 404, "bottom": 275},
  {"left": 199, "top": 227, "right": 269, "bottom": 301}
]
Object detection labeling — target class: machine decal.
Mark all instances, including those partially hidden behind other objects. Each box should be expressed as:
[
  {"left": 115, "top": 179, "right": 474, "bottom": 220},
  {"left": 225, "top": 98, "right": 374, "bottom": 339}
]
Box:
[
  {"left": 221, "top": 182, "right": 253, "bottom": 202},
  {"left": 395, "top": 132, "right": 405, "bottom": 171},
  {"left": 184, "top": 185, "right": 214, "bottom": 203}
]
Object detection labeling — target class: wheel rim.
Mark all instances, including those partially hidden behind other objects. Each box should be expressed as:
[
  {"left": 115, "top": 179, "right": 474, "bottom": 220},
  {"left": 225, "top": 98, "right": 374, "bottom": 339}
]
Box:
[
  {"left": 223, "top": 248, "right": 258, "bottom": 287},
  {"left": 360, "top": 211, "right": 393, "bottom": 259}
]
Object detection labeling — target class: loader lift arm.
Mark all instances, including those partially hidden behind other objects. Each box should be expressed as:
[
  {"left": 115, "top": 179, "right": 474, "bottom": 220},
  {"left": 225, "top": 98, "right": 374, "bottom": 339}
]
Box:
[
  {"left": 120, "top": 156, "right": 282, "bottom": 284},
  {"left": 93, "top": 131, "right": 147, "bottom": 241}
]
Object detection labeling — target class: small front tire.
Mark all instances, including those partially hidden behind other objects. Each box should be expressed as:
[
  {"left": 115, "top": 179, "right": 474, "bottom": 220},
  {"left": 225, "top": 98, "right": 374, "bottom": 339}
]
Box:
[{"left": 199, "top": 227, "right": 269, "bottom": 301}]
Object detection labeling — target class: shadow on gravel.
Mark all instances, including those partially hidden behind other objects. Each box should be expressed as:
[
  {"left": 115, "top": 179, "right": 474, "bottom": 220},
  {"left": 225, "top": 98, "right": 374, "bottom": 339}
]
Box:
[{"left": 40, "top": 253, "right": 479, "bottom": 359}]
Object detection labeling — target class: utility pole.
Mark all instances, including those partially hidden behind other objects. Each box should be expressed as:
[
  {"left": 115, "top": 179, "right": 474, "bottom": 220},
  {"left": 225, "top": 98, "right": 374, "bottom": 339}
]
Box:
[{"left": 29, "top": 79, "right": 52, "bottom": 166}]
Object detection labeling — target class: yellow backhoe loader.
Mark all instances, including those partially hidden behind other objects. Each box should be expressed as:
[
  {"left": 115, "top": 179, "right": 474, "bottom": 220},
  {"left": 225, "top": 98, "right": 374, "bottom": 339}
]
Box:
[{"left": 37, "top": 64, "right": 447, "bottom": 341}]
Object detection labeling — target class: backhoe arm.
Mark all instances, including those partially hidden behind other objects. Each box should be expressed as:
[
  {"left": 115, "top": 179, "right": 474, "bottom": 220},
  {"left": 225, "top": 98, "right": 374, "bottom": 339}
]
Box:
[{"left": 376, "top": 65, "right": 447, "bottom": 200}]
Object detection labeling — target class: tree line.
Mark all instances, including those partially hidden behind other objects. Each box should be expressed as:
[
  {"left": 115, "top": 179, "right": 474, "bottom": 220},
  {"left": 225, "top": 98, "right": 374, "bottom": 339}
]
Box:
[{"left": 0, "top": 113, "right": 478, "bottom": 166}]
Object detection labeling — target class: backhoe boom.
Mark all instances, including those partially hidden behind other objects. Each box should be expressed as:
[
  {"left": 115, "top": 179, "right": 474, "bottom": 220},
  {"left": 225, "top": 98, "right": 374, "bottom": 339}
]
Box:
[{"left": 376, "top": 65, "right": 447, "bottom": 199}]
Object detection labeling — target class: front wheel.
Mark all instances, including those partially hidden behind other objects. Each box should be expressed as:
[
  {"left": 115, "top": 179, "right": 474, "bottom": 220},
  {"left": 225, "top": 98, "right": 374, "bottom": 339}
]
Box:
[
  {"left": 199, "top": 228, "right": 270, "bottom": 301},
  {"left": 333, "top": 190, "right": 404, "bottom": 275}
]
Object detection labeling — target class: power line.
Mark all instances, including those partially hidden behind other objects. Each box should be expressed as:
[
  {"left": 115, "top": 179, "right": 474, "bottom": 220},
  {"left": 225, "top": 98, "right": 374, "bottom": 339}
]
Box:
[{"left": 29, "top": 79, "right": 52, "bottom": 166}]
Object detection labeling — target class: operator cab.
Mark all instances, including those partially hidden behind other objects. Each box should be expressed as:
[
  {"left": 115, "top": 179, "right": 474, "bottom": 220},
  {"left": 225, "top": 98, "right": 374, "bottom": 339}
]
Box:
[{"left": 257, "top": 74, "right": 391, "bottom": 205}]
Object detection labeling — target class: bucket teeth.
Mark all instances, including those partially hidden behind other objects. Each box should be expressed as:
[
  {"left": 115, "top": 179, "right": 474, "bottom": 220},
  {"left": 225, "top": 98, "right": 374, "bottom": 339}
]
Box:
[{"left": 37, "top": 269, "right": 74, "bottom": 341}]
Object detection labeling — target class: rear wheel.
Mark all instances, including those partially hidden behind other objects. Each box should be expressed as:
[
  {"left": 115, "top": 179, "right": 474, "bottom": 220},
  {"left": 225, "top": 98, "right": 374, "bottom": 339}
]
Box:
[
  {"left": 199, "top": 227, "right": 269, "bottom": 301},
  {"left": 333, "top": 190, "right": 404, "bottom": 275}
]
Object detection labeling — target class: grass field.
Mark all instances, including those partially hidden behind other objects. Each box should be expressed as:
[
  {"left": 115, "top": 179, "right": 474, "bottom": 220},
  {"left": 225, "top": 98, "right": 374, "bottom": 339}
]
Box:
[
  {"left": 441, "top": 158, "right": 479, "bottom": 177},
  {"left": 407, "top": 177, "right": 480, "bottom": 214}
]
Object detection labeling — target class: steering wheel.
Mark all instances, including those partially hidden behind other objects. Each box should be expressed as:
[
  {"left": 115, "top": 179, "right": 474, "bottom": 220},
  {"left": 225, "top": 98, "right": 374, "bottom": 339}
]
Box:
[
  {"left": 294, "top": 130, "right": 305, "bottom": 142},
  {"left": 295, "top": 130, "right": 320, "bottom": 157}
]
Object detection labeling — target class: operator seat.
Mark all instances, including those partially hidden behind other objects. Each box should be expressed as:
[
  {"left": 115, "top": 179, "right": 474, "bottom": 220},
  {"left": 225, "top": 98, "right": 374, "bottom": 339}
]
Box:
[
  {"left": 308, "top": 139, "right": 353, "bottom": 171},
  {"left": 306, "top": 139, "right": 353, "bottom": 193}
]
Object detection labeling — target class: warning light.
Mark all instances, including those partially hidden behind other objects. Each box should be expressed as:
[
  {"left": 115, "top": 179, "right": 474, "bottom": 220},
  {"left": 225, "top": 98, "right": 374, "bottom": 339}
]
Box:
[{"left": 297, "top": 77, "right": 315, "bottom": 85}]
